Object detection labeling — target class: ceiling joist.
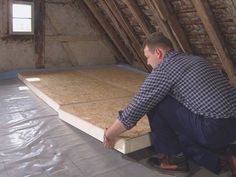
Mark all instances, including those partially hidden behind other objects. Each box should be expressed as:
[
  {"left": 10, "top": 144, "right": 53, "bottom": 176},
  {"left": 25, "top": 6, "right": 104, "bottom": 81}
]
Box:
[{"left": 192, "top": 0, "right": 236, "bottom": 87}]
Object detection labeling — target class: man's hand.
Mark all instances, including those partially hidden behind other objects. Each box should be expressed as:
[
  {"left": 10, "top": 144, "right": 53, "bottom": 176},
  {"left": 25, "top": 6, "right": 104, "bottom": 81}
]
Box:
[
  {"left": 103, "top": 128, "right": 115, "bottom": 149},
  {"left": 102, "top": 119, "right": 127, "bottom": 150}
]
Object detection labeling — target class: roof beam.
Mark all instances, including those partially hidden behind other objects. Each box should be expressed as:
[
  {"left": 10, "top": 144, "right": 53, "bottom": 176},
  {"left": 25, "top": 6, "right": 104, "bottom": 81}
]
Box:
[
  {"left": 34, "top": 0, "right": 45, "bottom": 69},
  {"left": 148, "top": 0, "right": 192, "bottom": 53},
  {"left": 1, "top": 0, "right": 8, "bottom": 37},
  {"left": 123, "top": 0, "right": 155, "bottom": 36},
  {"left": 82, "top": 0, "right": 134, "bottom": 65},
  {"left": 192, "top": 0, "right": 236, "bottom": 87},
  {"left": 103, "top": 0, "right": 151, "bottom": 71}
]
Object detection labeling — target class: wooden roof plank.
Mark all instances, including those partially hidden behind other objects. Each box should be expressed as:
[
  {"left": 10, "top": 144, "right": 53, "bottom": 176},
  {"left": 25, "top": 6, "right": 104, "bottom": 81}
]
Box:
[
  {"left": 35, "top": 0, "right": 45, "bottom": 69},
  {"left": 192, "top": 0, "right": 236, "bottom": 87}
]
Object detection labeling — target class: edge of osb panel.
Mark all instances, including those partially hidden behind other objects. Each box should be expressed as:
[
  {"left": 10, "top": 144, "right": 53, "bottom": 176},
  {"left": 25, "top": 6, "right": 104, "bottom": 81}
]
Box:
[{"left": 58, "top": 109, "right": 151, "bottom": 154}]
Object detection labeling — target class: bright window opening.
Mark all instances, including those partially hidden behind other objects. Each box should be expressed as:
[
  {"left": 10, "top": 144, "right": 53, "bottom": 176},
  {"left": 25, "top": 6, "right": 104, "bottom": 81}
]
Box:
[{"left": 10, "top": 1, "right": 34, "bottom": 35}]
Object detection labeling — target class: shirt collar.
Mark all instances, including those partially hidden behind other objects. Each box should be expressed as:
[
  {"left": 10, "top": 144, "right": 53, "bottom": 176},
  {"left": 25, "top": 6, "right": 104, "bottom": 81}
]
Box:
[{"left": 163, "top": 50, "right": 180, "bottom": 62}]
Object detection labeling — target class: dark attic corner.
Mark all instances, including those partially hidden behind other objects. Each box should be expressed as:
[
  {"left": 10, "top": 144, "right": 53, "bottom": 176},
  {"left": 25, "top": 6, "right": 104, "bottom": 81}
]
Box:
[{"left": 0, "top": 0, "right": 236, "bottom": 177}]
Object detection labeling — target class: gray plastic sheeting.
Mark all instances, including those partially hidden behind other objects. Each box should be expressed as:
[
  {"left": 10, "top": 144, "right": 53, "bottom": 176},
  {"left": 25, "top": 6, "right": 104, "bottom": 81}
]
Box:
[
  {"left": 0, "top": 78, "right": 163, "bottom": 177},
  {"left": 0, "top": 78, "right": 106, "bottom": 177}
]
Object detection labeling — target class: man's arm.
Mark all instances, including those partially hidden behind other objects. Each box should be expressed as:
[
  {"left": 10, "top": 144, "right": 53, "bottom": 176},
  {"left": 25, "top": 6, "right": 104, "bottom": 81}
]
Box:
[
  {"left": 103, "top": 119, "right": 126, "bottom": 149},
  {"left": 104, "top": 67, "right": 171, "bottom": 149}
]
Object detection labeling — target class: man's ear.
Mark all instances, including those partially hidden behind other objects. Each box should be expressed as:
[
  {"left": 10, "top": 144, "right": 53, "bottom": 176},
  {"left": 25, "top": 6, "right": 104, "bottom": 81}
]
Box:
[{"left": 154, "top": 48, "right": 163, "bottom": 58}]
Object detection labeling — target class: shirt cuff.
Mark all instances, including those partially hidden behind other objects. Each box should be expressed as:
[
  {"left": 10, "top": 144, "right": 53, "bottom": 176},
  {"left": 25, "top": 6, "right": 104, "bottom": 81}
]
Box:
[{"left": 117, "top": 110, "right": 135, "bottom": 130}]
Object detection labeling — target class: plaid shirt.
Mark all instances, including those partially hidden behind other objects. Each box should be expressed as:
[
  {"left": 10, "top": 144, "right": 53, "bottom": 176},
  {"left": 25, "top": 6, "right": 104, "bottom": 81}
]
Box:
[{"left": 118, "top": 51, "right": 236, "bottom": 129}]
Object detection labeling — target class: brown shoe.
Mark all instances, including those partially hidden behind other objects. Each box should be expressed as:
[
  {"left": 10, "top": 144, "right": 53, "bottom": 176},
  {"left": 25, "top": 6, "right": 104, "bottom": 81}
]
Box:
[
  {"left": 229, "top": 154, "right": 236, "bottom": 177},
  {"left": 226, "top": 144, "right": 236, "bottom": 177},
  {"left": 147, "top": 154, "right": 189, "bottom": 172}
]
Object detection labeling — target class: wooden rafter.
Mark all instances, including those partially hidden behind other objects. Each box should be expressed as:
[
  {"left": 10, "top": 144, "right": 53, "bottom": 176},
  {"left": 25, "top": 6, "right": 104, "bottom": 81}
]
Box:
[
  {"left": 34, "top": 0, "right": 45, "bottom": 69},
  {"left": 192, "top": 0, "right": 236, "bottom": 87},
  {"left": 103, "top": 0, "right": 151, "bottom": 71},
  {"left": 143, "top": 0, "right": 180, "bottom": 51},
  {"left": 123, "top": 0, "right": 155, "bottom": 36},
  {"left": 82, "top": 0, "right": 134, "bottom": 65},
  {"left": 146, "top": 0, "right": 192, "bottom": 53}
]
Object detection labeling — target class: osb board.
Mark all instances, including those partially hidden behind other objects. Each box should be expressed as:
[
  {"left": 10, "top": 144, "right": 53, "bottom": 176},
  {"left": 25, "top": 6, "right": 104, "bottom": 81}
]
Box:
[
  {"left": 60, "top": 97, "right": 150, "bottom": 139},
  {"left": 18, "top": 69, "right": 137, "bottom": 105},
  {"left": 79, "top": 68, "right": 146, "bottom": 92},
  {"left": 59, "top": 108, "right": 151, "bottom": 154},
  {"left": 19, "top": 67, "right": 146, "bottom": 93},
  {"left": 19, "top": 67, "right": 151, "bottom": 153}
]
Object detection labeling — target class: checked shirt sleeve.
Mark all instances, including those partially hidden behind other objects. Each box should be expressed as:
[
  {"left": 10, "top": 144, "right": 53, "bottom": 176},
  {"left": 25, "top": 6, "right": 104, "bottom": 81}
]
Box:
[{"left": 118, "top": 67, "right": 172, "bottom": 129}]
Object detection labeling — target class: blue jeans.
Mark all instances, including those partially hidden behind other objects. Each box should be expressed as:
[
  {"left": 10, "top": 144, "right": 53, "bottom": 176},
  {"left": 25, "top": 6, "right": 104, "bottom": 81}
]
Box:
[{"left": 147, "top": 96, "right": 236, "bottom": 173}]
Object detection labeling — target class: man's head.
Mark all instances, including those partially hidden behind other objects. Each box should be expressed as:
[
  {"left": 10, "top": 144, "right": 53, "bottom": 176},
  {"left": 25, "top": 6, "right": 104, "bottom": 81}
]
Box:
[{"left": 143, "top": 32, "right": 173, "bottom": 69}]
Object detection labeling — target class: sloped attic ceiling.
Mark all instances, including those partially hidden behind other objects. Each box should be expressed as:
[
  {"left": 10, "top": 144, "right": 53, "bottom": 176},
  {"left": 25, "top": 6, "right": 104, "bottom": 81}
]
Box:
[{"left": 73, "top": 0, "right": 236, "bottom": 86}]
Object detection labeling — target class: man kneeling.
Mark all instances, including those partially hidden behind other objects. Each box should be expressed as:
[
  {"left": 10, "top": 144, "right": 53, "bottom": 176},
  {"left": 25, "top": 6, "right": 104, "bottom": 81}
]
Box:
[{"left": 103, "top": 32, "right": 236, "bottom": 176}]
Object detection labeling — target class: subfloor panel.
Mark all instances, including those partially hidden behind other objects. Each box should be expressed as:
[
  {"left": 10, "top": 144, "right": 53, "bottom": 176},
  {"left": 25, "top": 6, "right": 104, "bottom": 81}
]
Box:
[
  {"left": 60, "top": 97, "right": 151, "bottom": 154},
  {"left": 18, "top": 70, "right": 134, "bottom": 106},
  {"left": 18, "top": 66, "right": 151, "bottom": 153}
]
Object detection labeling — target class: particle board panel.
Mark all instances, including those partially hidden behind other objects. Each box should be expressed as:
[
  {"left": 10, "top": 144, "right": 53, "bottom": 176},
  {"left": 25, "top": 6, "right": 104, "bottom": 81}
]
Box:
[
  {"left": 81, "top": 67, "right": 147, "bottom": 92},
  {"left": 18, "top": 67, "right": 151, "bottom": 153},
  {"left": 18, "top": 70, "right": 135, "bottom": 106},
  {"left": 59, "top": 97, "right": 151, "bottom": 154},
  {"left": 60, "top": 97, "right": 150, "bottom": 138}
]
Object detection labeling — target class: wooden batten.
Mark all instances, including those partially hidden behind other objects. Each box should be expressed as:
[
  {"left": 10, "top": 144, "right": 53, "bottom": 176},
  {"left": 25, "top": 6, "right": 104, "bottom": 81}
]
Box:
[
  {"left": 103, "top": 0, "right": 151, "bottom": 71},
  {"left": 82, "top": 0, "right": 134, "bottom": 65},
  {"left": 192, "top": 0, "right": 236, "bottom": 87},
  {"left": 149, "top": 0, "right": 192, "bottom": 53},
  {"left": 34, "top": 0, "right": 45, "bottom": 69},
  {"left": 123, "top": 0, "right": 154, "bottom": 36}
]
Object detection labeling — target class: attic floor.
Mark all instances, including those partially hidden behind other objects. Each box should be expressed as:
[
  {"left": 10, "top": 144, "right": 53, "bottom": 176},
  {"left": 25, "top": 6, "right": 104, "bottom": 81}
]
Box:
[{"left": 0, "top": 78, "right": 231, "bottom": 177}]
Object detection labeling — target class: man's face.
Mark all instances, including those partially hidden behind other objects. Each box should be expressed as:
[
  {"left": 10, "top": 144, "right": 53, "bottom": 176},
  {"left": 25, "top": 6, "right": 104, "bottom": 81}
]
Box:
[{"left": 144, "top": 46, "right": 163, "bottom": 69}]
